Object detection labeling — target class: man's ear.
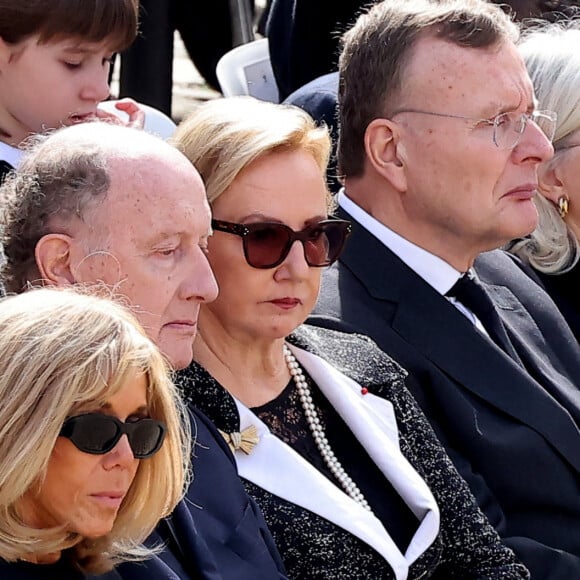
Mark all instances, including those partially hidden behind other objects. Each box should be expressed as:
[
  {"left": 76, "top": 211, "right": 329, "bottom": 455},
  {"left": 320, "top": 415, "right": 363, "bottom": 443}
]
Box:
[
  {"left": 364, "top": 118, "right": 407, "bottom": 192},
  {"left": 35, "top": 234, "right": 76, "bottom": 286},
  {"left": 538, "top": 159, "right": 566, "bottom": 205}
]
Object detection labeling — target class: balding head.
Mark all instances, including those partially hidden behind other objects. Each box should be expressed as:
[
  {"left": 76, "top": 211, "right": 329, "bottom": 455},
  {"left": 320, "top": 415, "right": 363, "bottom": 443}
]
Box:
[
  {"left": 0, "top": 121, "right": 218, "bottom": 369},
  {"left": 0, "top": 121, "right": 203, "bottom": 292}
]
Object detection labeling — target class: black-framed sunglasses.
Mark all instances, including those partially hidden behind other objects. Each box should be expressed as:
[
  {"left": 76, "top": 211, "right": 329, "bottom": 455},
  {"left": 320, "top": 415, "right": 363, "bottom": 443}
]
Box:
[
  {"left": 211, "top": 218, "right": 352, "bottom": 269},
  {"left": 60, "top": 413, "right": 166, "bottom": 459}
]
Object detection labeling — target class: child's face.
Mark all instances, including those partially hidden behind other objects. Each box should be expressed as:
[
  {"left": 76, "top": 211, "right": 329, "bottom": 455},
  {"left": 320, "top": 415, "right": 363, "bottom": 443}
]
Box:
[{"left": 0, "top": 35, "right": 113, "bottom": 146}]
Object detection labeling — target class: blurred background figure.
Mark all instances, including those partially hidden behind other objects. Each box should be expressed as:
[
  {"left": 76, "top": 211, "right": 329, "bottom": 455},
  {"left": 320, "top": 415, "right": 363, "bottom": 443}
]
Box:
[
  {"left": 508, "top": 20, "right": 580, "bottom": 341},
  {"left": 119, "top": 0, "right": 272, "bottom": 116},
  {"left": 267, "top": 0, "right": 580, "bottom": 100},
  {"left": 0, "top": 288, "right": 188, "bottom": 579}
]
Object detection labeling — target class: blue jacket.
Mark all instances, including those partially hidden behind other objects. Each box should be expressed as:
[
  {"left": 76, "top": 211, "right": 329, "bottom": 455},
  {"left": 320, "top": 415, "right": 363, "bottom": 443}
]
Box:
[{"left": 117, "top": 407, "right": 287, "bottom": 579}]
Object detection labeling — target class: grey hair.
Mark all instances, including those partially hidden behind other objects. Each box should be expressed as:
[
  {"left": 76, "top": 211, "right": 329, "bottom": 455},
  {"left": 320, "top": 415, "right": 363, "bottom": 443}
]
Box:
[{"left": 509, "top": 20, "right": 580, "bottom": 273}]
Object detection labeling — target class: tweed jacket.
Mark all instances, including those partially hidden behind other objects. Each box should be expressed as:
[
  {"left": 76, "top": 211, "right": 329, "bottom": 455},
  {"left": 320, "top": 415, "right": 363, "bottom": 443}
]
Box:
[{"left": 179, "top": 325, "right": 528, "bottom": 580}]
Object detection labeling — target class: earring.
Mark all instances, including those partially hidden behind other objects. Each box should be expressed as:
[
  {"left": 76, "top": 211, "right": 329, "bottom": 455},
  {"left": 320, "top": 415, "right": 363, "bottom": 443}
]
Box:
[{"left": 558, "top": 196, "right": 569, "bottom": 219}]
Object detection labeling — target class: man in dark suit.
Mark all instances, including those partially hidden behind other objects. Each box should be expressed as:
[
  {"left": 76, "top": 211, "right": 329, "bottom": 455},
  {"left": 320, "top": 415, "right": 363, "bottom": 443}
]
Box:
[
  {"left": 0, "top": 122, "right": 287, "bottom": 580},
  {"left": 313, "top": 0, "right": 580, "bottom": 577}
]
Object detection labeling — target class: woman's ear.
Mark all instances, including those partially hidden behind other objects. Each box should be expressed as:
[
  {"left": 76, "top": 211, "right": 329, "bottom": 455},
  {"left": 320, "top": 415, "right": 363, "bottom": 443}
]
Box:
[
  {"left": 538, "top": 159, "right": 566, "bottom": 205},
  {"left": 364, "top": 118, "right": 407, "bottom": 192},
  {"left": 35, "top": 234, "right": 76, "bottom": 286}
]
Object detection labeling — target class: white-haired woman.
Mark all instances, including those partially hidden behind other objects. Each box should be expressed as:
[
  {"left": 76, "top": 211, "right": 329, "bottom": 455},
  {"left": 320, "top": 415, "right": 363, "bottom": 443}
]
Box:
[
  {"left": 508, "top": 21, "right": 580, "bottom": 340},
  {"left": 172, "top": 96, "right": 529, "bottom": 579},
  {"left": 0, "top": 287, "right": 189, "bottom": 579}
]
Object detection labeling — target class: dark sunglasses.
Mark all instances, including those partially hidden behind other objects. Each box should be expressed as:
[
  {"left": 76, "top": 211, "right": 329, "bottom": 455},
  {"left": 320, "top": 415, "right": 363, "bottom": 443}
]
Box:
[
  {"left": 60, "top": 413, "right": 166, "bottom": 459},
  {"left": 211, "top": 218, "right": 352, "bottom": 269}
]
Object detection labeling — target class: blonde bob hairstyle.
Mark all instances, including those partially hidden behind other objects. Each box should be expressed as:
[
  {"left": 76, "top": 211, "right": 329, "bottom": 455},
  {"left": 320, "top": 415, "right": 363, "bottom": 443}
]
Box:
[
  {"left": 0, "top": 287, "right": 190, "bottom": 574},
  {"left": 510, "top": 21, "right": 580, "bottom": 274},
  {"left": 173, "top": 96, "right": 334, "bottom": 210}
]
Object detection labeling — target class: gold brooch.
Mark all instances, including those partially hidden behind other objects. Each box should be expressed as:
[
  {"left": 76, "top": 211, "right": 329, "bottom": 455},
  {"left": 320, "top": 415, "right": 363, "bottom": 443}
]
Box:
[{"left": 219, "top": 425, "right": 260, "bottom": 455}]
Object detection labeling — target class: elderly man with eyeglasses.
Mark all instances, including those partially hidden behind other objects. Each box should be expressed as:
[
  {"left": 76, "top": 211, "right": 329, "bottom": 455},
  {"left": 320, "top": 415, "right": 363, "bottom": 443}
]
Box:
[{"left": 313, "top": 0, "right": 580, "bottom": 577}]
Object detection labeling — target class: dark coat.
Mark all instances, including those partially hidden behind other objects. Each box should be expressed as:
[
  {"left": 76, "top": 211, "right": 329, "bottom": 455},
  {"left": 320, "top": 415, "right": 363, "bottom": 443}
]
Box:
[
  {"left": 117, "top": 407, "right": 287, "bottom": 579},
  {"left": 266, "top": 0, "right": 363, "bottom": 99},
  {"left": 530, "top": 264, "right": 580, "bottom": 343},
  {"left": 313, "top": 208, "right": 580, "bottom": 579},
  {"left": 283, "top": 72, "right": 340, "bottom": 193},
  {"left": 0, "top": 557, "right": 122, "bottom": 579}
]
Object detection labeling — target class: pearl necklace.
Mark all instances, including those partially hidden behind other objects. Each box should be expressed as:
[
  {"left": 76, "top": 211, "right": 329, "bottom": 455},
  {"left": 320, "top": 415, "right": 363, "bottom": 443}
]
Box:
[{"left": 283, "top": 344, "right": 372, "bottom": 511}]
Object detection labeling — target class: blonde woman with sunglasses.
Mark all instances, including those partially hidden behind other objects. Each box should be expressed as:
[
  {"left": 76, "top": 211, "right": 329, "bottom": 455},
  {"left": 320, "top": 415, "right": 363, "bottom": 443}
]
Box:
[
  {"left": 172, "top": 96, "right": 528, "bottom": 580},
  {"left": 0, "top": 287, "right": 189, "bottom": 579}
]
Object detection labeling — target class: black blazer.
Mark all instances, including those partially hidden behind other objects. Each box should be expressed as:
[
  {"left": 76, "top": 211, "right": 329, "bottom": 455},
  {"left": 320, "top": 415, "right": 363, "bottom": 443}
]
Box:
[
  {"left": 117, "top": 407, "right": 287, "bottom": 580},
  {"left": 528, "top": 265, "right": 580, "bottom": 343},
  {"left": 312, "top": 209, "right": 580, "bottom": 579}
]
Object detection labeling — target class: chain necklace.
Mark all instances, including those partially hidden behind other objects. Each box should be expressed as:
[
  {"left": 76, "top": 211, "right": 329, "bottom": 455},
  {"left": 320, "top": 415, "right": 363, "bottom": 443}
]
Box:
[{"left": 283, "top": 344, "right": 372, "bottom": 511}]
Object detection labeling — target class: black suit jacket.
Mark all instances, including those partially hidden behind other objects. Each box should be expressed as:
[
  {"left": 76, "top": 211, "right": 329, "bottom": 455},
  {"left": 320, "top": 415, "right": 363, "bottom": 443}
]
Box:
[
  {"left": 531, "top": 264, "right": 580, "bottom": 343},
  {"left": 117, "top": 407, "right": 287, "bottom": 580},
  {"left": 312, "top": 209, "right": 580, "bottom": 579}
]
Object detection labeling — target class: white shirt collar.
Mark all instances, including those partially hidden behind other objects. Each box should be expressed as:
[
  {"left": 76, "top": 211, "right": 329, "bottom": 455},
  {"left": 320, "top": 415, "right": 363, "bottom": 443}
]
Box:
[
  {"left": 233, "top": 344, "right": 441, "bottom": 576},
  {"left": 338, "top": 189, "right": 462, "bottom": 295},
  {"left": 0, "top": 141, "right": 23, "bottom": 168}
]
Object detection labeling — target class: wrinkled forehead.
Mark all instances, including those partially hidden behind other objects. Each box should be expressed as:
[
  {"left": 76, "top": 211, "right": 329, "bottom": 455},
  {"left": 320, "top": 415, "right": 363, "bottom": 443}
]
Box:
[
  {"left": 100, "top": 155, "right": 211, "bottom": 237},
  {"left": 400, "top": 36, "right": 534, "bottom": 113}
]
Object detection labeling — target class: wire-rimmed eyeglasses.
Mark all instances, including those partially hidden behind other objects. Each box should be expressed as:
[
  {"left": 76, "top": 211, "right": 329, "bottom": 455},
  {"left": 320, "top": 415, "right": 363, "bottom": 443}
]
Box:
[{"left": 391, "top": 108, "right": 557, "bottom": 150}]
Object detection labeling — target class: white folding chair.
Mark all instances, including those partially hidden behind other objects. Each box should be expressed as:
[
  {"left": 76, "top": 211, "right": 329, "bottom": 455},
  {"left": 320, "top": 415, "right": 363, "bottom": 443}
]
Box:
[
  {"left": 98, "top": 101, "right": 177, "bottom": 140},
  {"left": 216, "top": 38, "right": 280, "bottom": 103}
]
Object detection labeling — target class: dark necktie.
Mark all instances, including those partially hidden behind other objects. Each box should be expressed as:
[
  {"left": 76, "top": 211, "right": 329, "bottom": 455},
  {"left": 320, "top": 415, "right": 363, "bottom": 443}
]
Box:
[{"left": 446, "top": 272, "right": 520, "bottom": 360}]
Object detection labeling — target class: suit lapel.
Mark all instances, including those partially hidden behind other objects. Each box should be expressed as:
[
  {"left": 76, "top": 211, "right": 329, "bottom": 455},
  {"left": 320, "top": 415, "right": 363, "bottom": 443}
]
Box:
[
  {"left": 291, "top": 345, "right": 441, "bottom": 565},
  {"left": 338, "top": 213, "right": 580, "bottom": 472},
  {"left": 483, "top": 278, "right": 580, "bottom": 413},
  {"left": 233, "top": 346, "right": 440, "bottom": 578}
]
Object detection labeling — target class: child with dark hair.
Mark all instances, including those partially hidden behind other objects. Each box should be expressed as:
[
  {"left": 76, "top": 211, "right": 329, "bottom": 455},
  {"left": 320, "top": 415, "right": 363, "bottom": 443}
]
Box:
[{"left": 0, "top": 0, "right": 143, "bottom": 181}]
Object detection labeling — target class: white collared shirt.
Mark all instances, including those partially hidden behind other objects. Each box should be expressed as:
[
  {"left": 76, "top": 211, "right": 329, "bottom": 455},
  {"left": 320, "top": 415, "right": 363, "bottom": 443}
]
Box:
[{"left": 338, "top": 189, "right": 486, "bottom": 331}]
